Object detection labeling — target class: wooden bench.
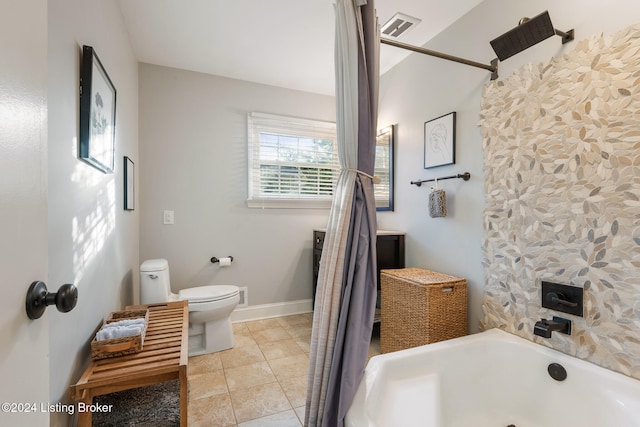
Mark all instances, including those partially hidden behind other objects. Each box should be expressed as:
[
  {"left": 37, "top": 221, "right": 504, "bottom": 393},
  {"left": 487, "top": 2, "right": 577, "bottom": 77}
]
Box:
[{"left": 70, "top": 301, "right": 189, "bottom": 426}]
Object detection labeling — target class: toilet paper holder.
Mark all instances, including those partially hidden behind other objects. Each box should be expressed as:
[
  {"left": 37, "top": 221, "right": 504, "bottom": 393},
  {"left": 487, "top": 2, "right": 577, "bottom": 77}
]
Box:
[{"left": 211, "top": 256, "right": 234, "bottom": 264}]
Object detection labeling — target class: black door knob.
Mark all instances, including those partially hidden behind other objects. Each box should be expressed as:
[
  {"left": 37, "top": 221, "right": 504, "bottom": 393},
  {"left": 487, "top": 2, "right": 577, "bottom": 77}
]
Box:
[{"left": 26, "top": 281, "right": 78, "bottom": 320}]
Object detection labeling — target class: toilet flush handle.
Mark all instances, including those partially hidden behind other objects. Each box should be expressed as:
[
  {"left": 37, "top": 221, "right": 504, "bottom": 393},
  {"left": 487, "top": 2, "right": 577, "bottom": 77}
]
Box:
[{"left": 148, "top": 274, "right": 158, "bottom": 279}]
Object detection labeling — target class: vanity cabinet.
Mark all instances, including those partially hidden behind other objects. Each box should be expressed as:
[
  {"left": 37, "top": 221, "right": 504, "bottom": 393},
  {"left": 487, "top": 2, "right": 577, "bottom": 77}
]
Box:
[{"left": 312, "top": 229, "right": 405, "bottom": 309}]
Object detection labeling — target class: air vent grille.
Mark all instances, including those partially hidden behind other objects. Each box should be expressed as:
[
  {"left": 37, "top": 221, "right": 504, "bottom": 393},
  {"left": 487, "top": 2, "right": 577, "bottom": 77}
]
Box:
[
  {"left": 238, "top": 287, "right": 248, "bottom": 307},
  {"left": 381, "top": 13, "right": 421, "bottom": 39}
]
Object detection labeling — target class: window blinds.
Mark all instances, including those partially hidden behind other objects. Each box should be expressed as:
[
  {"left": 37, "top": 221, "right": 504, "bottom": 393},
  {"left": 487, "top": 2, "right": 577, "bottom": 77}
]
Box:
[{"left": 248, "top": 112, "right": 339, "bottom": 205}]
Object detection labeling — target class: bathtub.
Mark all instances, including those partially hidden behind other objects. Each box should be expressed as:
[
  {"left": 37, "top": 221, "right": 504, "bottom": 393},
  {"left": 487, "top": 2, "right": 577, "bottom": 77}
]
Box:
[{"left": 346, "top": 328, "right": 640, "bottom": 427}]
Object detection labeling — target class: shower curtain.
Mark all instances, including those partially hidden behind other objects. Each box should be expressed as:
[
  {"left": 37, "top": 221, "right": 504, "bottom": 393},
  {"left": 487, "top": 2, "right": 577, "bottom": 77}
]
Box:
[{"left": 305, "top": 0, "right": 379, "bottom": 426}]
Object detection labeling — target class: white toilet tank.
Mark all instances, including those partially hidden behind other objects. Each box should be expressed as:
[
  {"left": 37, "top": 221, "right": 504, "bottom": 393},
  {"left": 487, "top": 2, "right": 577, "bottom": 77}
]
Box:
[{"left": 140, "top": 259, "right": 175, "bottom": 304}]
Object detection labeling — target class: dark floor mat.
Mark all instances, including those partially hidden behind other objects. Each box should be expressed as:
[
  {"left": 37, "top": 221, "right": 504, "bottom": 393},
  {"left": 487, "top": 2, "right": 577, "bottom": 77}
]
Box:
[{"left": 92, "top": 380, "right": 180, "bottom": 427}]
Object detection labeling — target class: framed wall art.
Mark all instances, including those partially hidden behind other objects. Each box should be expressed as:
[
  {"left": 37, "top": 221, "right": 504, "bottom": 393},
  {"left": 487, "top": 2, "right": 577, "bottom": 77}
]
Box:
[
  {"left": 424, "top": 112, "right": 455, "bottom": 169},
  {"left": 124, "top": 156, "right": 134, "bottom": 211},
  {"left": 79, "top": 45, "right": 116, "bottom": 173}
]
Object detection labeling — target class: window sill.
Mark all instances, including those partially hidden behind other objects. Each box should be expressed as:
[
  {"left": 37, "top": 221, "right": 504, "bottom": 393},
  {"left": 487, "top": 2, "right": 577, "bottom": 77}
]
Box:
[{"left": 247, "top": 198, "right": 332, "bottom": 209}]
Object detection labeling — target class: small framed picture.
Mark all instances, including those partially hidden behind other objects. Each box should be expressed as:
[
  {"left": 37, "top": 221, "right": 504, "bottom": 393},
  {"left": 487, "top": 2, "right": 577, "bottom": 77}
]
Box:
[
  {"left": 124, "top": 156, "right": 135, "bottom": 211},
  {"left": 79, "top": 45, "right": 116, "bottom": 173},
  {"left": 424, "top": 112, "right": 456, "bottom": 169}
]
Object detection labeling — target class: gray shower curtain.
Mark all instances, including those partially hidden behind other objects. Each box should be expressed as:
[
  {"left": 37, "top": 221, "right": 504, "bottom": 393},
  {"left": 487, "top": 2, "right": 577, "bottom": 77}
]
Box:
[{"left": 305, "top": 0, "right": 379, "bottom": 426}]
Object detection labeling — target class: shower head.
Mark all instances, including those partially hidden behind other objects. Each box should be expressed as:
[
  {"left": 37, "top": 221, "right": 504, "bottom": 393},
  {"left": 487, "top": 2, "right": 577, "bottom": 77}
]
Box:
[{"left": 489, "top": 11, "right": 574, "bottom": 61}]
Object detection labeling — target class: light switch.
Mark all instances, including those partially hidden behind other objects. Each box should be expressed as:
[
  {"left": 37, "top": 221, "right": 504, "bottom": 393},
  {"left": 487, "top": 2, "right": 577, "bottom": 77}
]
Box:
[{"left": 163, "top": 210, "right": 175, "bottom": 225}]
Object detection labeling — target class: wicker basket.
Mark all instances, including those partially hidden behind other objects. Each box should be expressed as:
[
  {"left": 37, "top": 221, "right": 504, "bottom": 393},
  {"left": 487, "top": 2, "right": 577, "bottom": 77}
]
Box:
[
  {"left": 91, "top": 309, "right": 149, "bottom": 360},
  {"left": 380, "top": 268, "right": 467, "bottom": 353}
]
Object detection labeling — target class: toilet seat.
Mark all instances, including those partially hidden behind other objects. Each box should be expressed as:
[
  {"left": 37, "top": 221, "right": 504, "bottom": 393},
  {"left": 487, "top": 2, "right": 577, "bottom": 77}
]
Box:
[{"left": 179, "top": 285, "right": 239, "bottom": 304}]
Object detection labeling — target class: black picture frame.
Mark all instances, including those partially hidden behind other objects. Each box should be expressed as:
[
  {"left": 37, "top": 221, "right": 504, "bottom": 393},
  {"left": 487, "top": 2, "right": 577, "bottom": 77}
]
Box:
[
  {"left": 375, "top": 125, "right": 395, "bottom": 212},
  {"left": 424, "top": 112, "right": 455, "bottom": 169},
  {"left": 124, "top": 156, "right": 134, "bottom": 211},
  {"left": 79, "top": 45, "right": 116, "bottom": 173}
]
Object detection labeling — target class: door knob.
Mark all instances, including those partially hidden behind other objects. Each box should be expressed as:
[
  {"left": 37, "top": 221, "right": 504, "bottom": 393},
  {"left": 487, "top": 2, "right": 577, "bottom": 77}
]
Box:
[{"left": 25, "top": 281, "right": 78, "bottom": 320}]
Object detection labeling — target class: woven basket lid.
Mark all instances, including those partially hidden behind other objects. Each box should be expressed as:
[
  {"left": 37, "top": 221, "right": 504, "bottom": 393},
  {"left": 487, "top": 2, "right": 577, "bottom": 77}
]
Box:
[{"left": 380, "top": 267, "right": 465, "bottom": 286}]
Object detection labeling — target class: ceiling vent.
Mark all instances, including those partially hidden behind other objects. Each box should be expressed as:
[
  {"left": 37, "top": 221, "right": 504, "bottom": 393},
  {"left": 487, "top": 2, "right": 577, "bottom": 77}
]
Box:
[{"left": 381, "top": 13, "right": 421, "bottom": 39}]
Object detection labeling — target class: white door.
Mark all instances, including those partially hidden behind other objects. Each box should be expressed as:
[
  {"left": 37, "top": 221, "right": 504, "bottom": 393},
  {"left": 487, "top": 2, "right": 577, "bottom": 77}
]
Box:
[{"left": 0, "top": 0, "right": 50, "bottom": 426}]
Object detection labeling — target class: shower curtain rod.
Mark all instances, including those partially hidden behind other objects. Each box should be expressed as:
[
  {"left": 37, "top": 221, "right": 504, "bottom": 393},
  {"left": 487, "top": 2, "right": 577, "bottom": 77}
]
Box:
[
  {"left": 411, "top": 172, "right": 471, "bottom": 187},
  {"left": 381, "top": 38, "right": 499, "bottom": 80}
]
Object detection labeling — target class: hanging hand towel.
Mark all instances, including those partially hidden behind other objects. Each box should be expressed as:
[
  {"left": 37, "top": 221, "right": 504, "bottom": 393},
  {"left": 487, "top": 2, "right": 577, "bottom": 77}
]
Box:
[{"left": 429, "top": 188, "right": 447, "bottom": 218}]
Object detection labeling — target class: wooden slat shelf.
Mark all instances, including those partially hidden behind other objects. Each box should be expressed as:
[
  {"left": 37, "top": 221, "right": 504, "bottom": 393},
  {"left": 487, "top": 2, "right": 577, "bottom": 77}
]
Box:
[{"left": 70, "top": 301, "right": 188, "bottom": 427}]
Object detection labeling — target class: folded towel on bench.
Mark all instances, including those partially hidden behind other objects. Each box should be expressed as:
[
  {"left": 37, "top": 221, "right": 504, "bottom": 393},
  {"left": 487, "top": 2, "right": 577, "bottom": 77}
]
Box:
[{"left": 95, "top": 318, "right": 145, "bottom": 341}]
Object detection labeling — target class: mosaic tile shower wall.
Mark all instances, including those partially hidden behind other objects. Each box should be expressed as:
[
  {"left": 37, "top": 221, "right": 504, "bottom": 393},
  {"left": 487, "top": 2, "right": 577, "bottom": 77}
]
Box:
[{"left": 479, "top": 24, "right": 640, "bottom": 379}]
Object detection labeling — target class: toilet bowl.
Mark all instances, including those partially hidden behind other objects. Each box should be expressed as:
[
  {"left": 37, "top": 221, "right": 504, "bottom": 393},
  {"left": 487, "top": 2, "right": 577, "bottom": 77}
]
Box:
[{"left": 139, "top": 259, "right": 240, "bottom": 356}]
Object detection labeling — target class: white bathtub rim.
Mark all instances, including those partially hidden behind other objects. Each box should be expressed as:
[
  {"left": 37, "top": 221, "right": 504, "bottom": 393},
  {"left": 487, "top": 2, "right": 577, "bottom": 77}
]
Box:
[
  {"left": 347, "top": 328, "right": 640, "bottom": 427},
  {"left": 367, "top": 328, "right": 637, "bottom": 382}
]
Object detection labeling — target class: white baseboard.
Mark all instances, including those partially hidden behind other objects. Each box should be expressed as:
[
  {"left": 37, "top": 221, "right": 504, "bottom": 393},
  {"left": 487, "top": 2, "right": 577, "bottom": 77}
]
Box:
[{"left": 230, "top": 299, "right": 313, "bottom": 323}]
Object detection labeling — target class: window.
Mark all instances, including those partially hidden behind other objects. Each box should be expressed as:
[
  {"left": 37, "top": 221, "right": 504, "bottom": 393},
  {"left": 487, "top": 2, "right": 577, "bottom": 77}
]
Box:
[{"left": 248, "top": 112, "right": 339, "bottom": 208}]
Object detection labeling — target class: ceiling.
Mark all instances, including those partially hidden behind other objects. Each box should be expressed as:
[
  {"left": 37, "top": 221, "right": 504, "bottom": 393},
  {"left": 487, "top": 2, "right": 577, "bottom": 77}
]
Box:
[{"left": 118, "top": 0, "right": 484, "bottom": 96}]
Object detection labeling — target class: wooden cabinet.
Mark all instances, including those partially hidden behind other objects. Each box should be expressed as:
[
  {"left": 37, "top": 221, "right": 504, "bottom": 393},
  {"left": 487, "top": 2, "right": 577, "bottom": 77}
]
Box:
[{"left": 312, "top": 229, "right": 405, "bottom": 308}]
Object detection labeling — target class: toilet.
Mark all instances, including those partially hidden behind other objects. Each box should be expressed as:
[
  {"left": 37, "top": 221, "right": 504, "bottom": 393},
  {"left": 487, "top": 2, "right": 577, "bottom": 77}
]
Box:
[{"left": 139, "top": 258, "right": 240, "bottom": 356}]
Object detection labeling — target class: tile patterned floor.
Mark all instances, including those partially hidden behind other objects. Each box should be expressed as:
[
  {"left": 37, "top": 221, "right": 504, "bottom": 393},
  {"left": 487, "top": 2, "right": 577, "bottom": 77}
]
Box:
[{"left": 187, "top": 314, "right": 381, "bottom": 426}]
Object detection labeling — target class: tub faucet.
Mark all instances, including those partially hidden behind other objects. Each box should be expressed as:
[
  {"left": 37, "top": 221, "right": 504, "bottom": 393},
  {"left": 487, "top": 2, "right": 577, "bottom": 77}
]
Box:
[{"left": 534, "top": 316, "right": 571, "bottom": 338}]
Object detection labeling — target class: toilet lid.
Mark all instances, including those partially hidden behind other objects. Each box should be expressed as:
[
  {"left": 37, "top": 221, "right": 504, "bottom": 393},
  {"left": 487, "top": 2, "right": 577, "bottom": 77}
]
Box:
[
  {"left": 178, "top": 285, "right": 239, "bottom": 303},
  {"left": 140, "top": 258, "right": 168, "bottom": 272}
]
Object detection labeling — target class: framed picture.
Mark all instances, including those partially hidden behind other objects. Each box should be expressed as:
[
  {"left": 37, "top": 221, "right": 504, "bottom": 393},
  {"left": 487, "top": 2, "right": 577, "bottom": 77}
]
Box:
[
  {"left": 79, "top": 45, "right": 116, "bottom": 173},
  {"left": 424, "top": 112, "right": 455, "bottom": 169},
  {"left": 124, "top": 156, "right": 134, "bottom": 211}
]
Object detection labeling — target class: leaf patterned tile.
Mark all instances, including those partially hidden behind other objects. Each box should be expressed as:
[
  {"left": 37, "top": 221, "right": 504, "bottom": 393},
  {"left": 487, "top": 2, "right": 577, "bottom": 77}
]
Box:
[{"left": 480, "top": 23, "right": 640, "bottom": 381}]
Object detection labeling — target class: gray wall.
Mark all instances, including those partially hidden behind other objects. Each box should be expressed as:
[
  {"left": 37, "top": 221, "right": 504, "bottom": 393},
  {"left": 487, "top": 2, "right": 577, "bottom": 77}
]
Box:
[
  {"left": 377, "top": 0, "right": 640, "bottom": 333},
  {"left": 138, "top": 64, "right": 334, "bottom": 306},
  {"left": 48, "top": 0, "right": 139, "bottom": 424}
]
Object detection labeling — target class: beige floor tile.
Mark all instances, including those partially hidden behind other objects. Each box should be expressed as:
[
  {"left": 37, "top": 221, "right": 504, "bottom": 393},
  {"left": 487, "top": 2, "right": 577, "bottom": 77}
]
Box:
[
  {"left": 185, "top": 313, "right": 381, "bottom": 426},
  {"left": 225, "top": 361, "right": 276, "bottom": 391},
  {"left": 230, "top": 382, "right": 291, "bottom": 424},
  {"left": 219, "top": 344, "right": 265, "bottom": 369},
  {"left": 237, "top": 409, "right": 302, "bottom": 427},
  {"left": 293, "top": 406, "right": 306, "bottom": 424},
  {"left": 251, "top": 326, "right": 293, "bottom": 344},
  {"left": 232, "top": 322, "right": 249, "bottom": 334},
  {"left": 189, "top": 352, "right": 222, "bottom": 376},
  {"left": 258, "top": 339, "right": 305, "bottom": 360},
  {"left": 295, "top": 339, "right": 310, "bottom": 354},
  {"left": 234, "top": 331, "right": 257, "bottom": 347},
  {"left": 245, "top": 318, "right": 281, "bottom": 332},
  {"left": 268, "top": 354, "right": 309, "bottom": 382},
  {"left": 279, "top": 375, "right": 308, "bottom": 408},
  {"left": 189, "top": 370, "right": 228, "bottom": 400},
  {"left": 189, "top": 393, "right": 236, "bottom": 427},
  {"left": 285, "top": 325, "right": 312, "bottom": 339},
  {"left": 276, "top": 314, "right": 313, "bottom": 329}
]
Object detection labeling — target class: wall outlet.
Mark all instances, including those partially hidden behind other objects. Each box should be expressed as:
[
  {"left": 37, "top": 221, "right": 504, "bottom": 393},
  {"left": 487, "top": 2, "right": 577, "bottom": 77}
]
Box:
[{"left": 163, "top": 210, "right": 175, "bottom": 225}]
